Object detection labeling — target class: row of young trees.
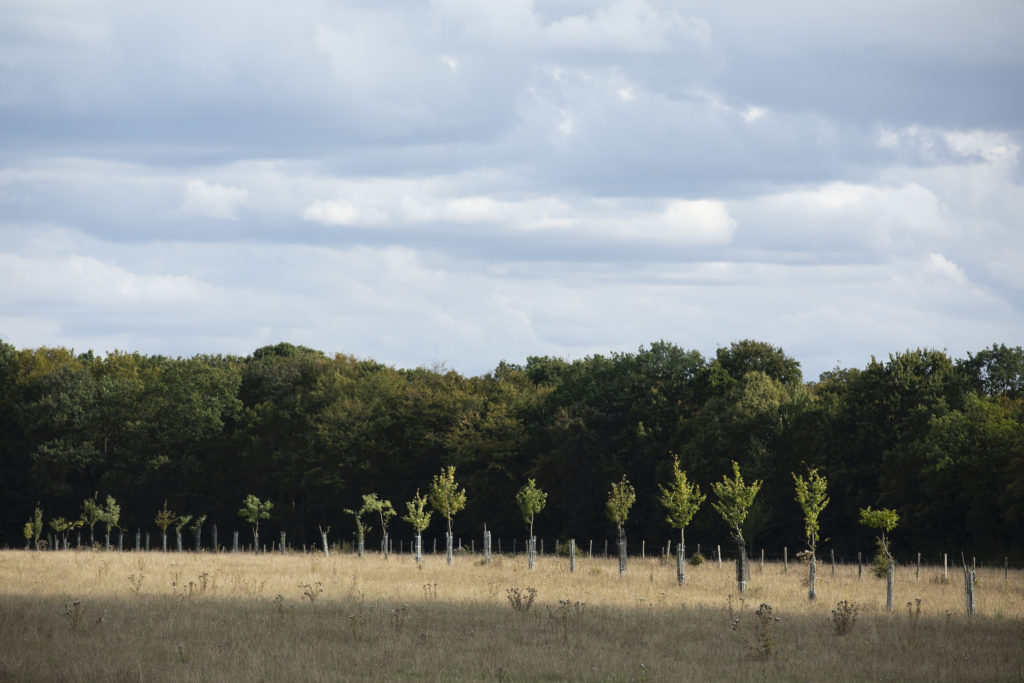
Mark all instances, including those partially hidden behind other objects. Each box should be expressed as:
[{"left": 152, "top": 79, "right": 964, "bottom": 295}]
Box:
[{"left": 1, "top": 338, "right": 1022, "bottom": 559}]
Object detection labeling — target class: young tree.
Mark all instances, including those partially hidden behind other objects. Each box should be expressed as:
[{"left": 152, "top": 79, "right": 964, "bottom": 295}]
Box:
[
  {"left": 25, "top": 504, "right": 43, "bottom": 550},
  {"left": 190, "top": 514, "right": 207, "bottom": 552},
  {"left": 793, "top": 466, "right": 829, "bottom": 601},
  {"left": 430, "top": 465, "right": 467, "bottom": 565},
  {"left": 606, "top": 475, "right": 636, "bottom": 575},
  {"left": 49, "top": 516, "right": 72, "bottom": 550},
  {"left": 860, "top": 506, "right": 899, "bottom": 611},
  {"left": 711, "top": 461, "right": 762, "bottom": 594},
  {"left": 361, "top": 493, "right": 397, "bottom": 558},
  {"left": 344, "top": 505, "right": 368, "bottom": 557},
  {"left": 100, "top": 495, "right": 120, "bottom": 551},
  {"left": 238, "top": 495, "right": 273, "bottom": 552},
  {"left": 516, "top": 478, "right": 547, "bottom": 570},
  {"left": 174, "top": 514, "right": 193, "bottom": 552},
  {"left": 154, "top": 501, "right": 176, "bottom": 552},
  {"left": 658, "top": 455, "right": 705, "bottom": 585},
  {"left": 81, "top": 493, "right": 103, "bottom": 546},
  {"left": 403, "top": 489, "right": 432, "bottom": 564},
  {"left": 516, "top": 478, "right": 547, "bottom": 541}
]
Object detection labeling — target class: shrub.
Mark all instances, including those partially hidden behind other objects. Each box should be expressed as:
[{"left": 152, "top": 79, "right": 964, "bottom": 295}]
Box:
[{"left": 689, "top": 552, "right": 705, "bottom": 566}]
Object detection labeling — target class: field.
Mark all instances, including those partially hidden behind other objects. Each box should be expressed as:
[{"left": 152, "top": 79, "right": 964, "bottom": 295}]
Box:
[{"left": 1, "top": 549, "right": 1023, "bottom": 681}]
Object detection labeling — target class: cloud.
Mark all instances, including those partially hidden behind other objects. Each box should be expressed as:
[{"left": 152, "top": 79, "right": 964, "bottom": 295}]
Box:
[{"left": 180, "top": 180, "right": 248, "bottom": 220}]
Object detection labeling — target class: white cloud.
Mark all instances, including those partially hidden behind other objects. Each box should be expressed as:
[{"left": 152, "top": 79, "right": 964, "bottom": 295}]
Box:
[
  {"left": 180, "top": 180, "right": 248, "bottom": 220},
  {"left": 924, "top": 253, "right": 966, "bottom": 285}
]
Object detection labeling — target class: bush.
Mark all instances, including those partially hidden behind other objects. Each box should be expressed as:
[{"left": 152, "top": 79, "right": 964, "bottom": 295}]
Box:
[
  {"left": 689, "top": 552, "right": 705, "bottom": 566},
  {"left": 872, "top": 548, "right": 892, "bottom": 579}
]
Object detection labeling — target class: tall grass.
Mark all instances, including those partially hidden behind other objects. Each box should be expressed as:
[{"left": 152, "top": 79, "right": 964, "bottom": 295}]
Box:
[{"left": 1, "top": 550, "right": 1022, "bottom": 681}]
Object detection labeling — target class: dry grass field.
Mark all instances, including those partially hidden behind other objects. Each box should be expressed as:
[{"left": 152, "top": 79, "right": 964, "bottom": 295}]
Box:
[{"left": 1, "top": 548, "right": 1023, "bottom": 681}]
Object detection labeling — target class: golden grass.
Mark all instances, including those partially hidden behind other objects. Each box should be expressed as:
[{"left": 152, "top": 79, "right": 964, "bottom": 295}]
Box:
[{"left": 2, "top": 549, "right": 1023, "bottom": 681}]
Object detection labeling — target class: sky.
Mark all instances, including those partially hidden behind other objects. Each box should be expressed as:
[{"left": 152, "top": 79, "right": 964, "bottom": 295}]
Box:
[{"left": 1, "top": 0, "right": 1022, "bottom": 380}]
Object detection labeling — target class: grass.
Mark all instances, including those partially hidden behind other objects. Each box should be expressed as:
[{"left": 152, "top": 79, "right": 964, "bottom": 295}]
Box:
[{"left": 1, "top": 549, "right": 1023, "bottom": 681}]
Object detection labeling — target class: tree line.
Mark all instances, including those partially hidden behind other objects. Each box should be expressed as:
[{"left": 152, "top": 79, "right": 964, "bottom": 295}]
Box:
[{"left": 1, "top": 338, "right": 1022, "bottom": 560}]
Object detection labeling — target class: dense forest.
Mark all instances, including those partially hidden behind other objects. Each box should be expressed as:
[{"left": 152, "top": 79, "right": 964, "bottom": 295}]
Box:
[{"left": 1, "top": 339, "right": 1022, "bottom": 561}]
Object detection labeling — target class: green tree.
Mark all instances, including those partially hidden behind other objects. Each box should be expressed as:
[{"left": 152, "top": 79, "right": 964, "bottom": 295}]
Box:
[
  {"left": 361, "top": 493, "right": 396, "bottom": 557},
  {"left": 403, "top": 489, "right": 432, "bottom": 563},
  {"left": 238, "top": 495, "right": 273, "bottom": 551},
  {"left": 605, "top": 474, "right": 636, "bottom": 539},
  {"left": 793, "top": 466, "right": 829, "bottom": 600},
  {"left": 430, "top": 465, "right": 467, "bottom": 565},
  {"left": 711, "top": 461, "right": 762, "bottom": 593},
  {"left": 860, "top": 506, "right": 899, "bottom": 611},
  {"left": 80, "top": 493, "right": 103, "bottom": 546},
  {"left": 515, "top": 478, "right": 547, "bottom": 540},
  {"left": 429, "top": 465, "right": 467, "bottom": 538},
  {"left": 25, "top": 504, "right": 43, "bottom": 549},
  {"left": 658, "top": 455, "right": 705, "bottom": 584},
  {"left": 174, "top": 514, "right": 193, "bottom": 552},
  {"left": 154, "top": 500, "right": 176, "bottom": 552},
  {"left": 100, "top": 495, "right": 120, "bottom": 550}
]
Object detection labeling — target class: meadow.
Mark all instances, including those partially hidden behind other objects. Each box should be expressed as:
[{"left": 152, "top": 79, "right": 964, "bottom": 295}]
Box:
[{"left": 1, "top": 549, "right": 1023, "bottom": 681}]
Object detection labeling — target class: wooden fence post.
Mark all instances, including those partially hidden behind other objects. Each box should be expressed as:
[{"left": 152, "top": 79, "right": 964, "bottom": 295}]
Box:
[
  {"left": 212, "top": 525, "right": 218, "bottom": 553},
  {"left": 944, "top": 553, "right": 948, "bottom": 581},
  {"left": 642, "top": 540, "right": 645, "bottom": 559},
  {"left": 783, "top": 546, "right": 788, "bottom": 572},
  {"left": 232, "top": 531, "right": 239, "bottom": 553},
  {"left": 916, "top": 552, "right": 921, "bottom": 581},
  {"left": 857, "top": 551, "right": 861, "bottom": 578},
  {"left": 570, "top": 539, "right": 576, "bottom": 573},
  {"left": 760, "top": 548, "right": 764, "bottom": 572},
  {"left": 280, "top": 531, "right": 286, "bottom": 555},
  {"left": 717, "top": 545, "right": 722, "bottom": 567},
  {"left": 831, "top": 549, "right": 835, "bottom": 577}
]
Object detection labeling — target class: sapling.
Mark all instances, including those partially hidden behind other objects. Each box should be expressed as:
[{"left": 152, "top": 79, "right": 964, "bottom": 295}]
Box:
[
  {"left": 711, "top": 461, "right": 762, "bottom": 594},
  {"left": 361, "top": 494, "right": 397, "bottom": 558},
  {"left": 859, "top": 506, "right": 899, "bottom": 611},
  {"left": 606, "top": 475, "right": 636, "bottom": 575},
  {"left": 154, "top": 501, "right": 177, "bottom": 552},
  {"left": 793, "top": 466, "right": 829, "bottom": 601},
  {"left": 100, "top": 495, "right": 120, "bottom": 551},
  {"left": 429, "top": 465, "right": 467, "bottom": 565},
  {"left": 25, "top": 504, "right": 43, "bottom": 550},
  {"left": 516, "top": 479, "right": 547, "bottom": 570},
  {"left": 658, "top": 455, "right": 705, "bottom": 585},
  {"left": 49, "top": 516, "right": 72, "bottom": 550},
  {"left": 403, "top": 489, "right": 432, "bottom": 564},
  {"left": 174, "top": 515, "right": 193, "bottom": 552},
  {"left": 238, "top": 494, "right": 273, "bottom": 552},
  {"left": 344, "top": 505, "right": 368, "bottom": 557},
  {"left": 190, "top": 515, "right": 207, "bottom": 551},
  {"left": 81, "top": 493, "right": 103, "bottom": 546}
]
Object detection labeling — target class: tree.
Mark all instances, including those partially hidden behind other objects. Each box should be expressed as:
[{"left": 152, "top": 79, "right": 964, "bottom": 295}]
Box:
[
  {"left": 793, "top": 466, "right": 829, "bottom": 601},
  {"left": 174, "top": 514, "right": 193, "bottom": 552},
  {"left": 658, "top": 455, "right": 705, "bottom": 585},
  {"left": 25, "top": 504, "right": 43, "bottom": 550},
  {"left": 238, "top": 494, "right": 273, "bottom": 551},
  {"left": 154, "top": 500, "right": 176, "bottom": 552},
  {"left": 403, "top": 489, "right": 432, "bottom": 563},
  {"left": 361, "top": 493, "right": 396, "bottom": 557},
  {"left": 860, "top": 506, "right": 899, "bottom": 611},
  {"left": 80, "top": 493, "right": 104, "bottom": 546},
  {"left": 344, "top": 505, "right": 368, "bottom": 557},
  {"left": 430, "top": 465, "right": 467, "bottom": 565},
  {"left": 100, "top": 495, "right": 120, "bottom": 550},
  {"left": 711, "top": 461, "right": 762, "bottom": 594},
  {"left": 606, "top": 474, "right": 636, "bottom": 575},
  {"left": 49, "top": 516, "right": 72, "bottom": 550},
  {"left": 515, "top": 478, "right": 547, "bottom": 540},
  {"left": 189, "top": 514, "right": 207, "bottom": 551}
]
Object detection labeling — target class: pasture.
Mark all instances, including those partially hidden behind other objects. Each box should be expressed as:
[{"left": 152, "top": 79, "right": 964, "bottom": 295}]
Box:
[{"left": 1, "top": 549, "right": 1022, "bottom": 681}]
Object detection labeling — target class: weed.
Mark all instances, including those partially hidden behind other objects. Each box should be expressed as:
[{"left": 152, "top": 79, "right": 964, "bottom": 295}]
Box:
[
  {"left": 507, "top": 586, "right": 537, "bottom": 612},
  {"left": 128, "top": 573, "right": 145, "bottom": 594},
  {"left": 63, "top": 601, "right": 83, "bottom": 630},
  {"left": 299, "top": 581, "right": 323, "bottom": 604},
  {"left": 391, "top": 604, "right": 409, "bottom": 631},
  {"left": 751, "top": 603, "right": 778, "bottom": 659},
  {"left": 423, "top": 582, "right": 438, "bottom": 600},
  {"left": 830, "top": 600, "right": 858, "bottom": 635},
  {"left": 273, "top": 594, "right": 285, "bottom": 617}
]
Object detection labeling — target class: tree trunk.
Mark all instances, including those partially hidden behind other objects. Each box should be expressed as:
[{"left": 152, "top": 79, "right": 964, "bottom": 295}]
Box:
[
  {"left": 162, "top": 533, "right": 167, "bottom": 552},
  {"left": 528, "top": 536, "right": 536, "bottom": 570},
  {"left": 618, "top": 528, "right": 627, "bottom": 576},
  {"left": 446, "top": 532, "right": 453, "bottom": 565},
  {"left": 808, "top": 554, "right": 817, "bottom": 601},
  {"left": 321, "top": 530, "right": 330, "bottom": 558},
  {"left": 734, "top": 536, "right": 747, "bottom": 594},
  {"left": 886, "top": 560, "right": 894, "bottom": 611},
  {"left": 383, "top": 532, "right": 389, "bottom": 559},
  {"left": 677, "top": 528, "right": 686, "bottom": 586},
  {"left": 415, "top": 532, "right": 423, "bottom": 564}
]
